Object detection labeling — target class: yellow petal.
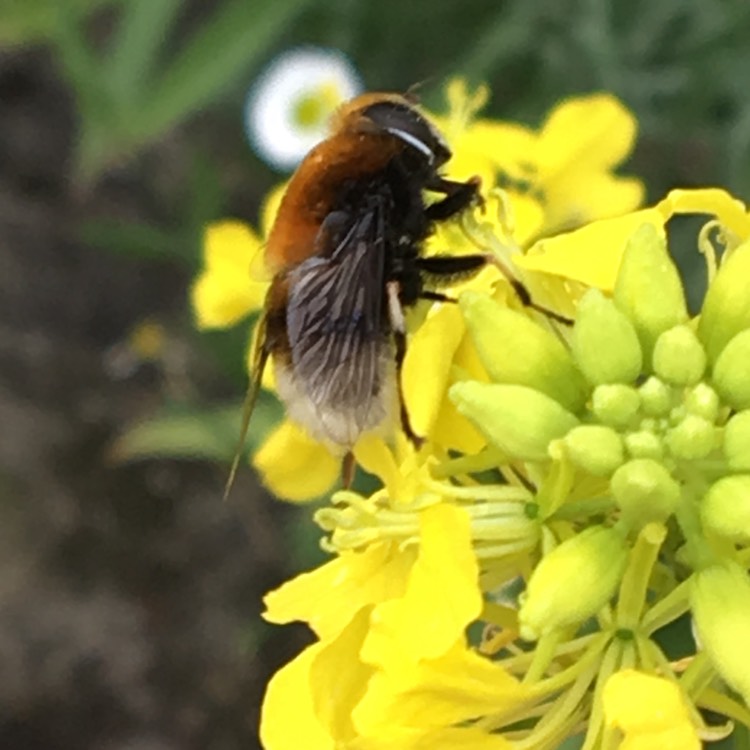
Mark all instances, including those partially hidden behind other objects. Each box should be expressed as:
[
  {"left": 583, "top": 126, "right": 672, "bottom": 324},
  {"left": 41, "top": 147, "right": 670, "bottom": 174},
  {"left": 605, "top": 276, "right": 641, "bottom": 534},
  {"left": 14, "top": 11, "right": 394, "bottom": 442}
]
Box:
[
  {"left": 403, "top": 304, "right": 465, "bottom": 438},
  {"left": 516, "top": 208, "right": 665, "bottom": 291},
  {"left": 354, "top": 641, "right": 528, "bottom": 737},
  {"left": 507, "top": 192, "right": 547, "bottom": 248},
  {"left": 539, "top": 94, "right": 638, "bottom": 173},
  {"left": 402, "top": 727, "right": 514, "bottom": 750},
  {"left": 191, "top": 272, "right": 263, "bottom": 329},
  {"left": 354, "top": 435, "right": 403, "bottom": 500},
  {"left": 517, "top": 188, "right": 750, "bottom": 293},
  {"left": 656, "top": 187, "right": 750, "bottom": 239},
  {"left": 431, "top": 398, "right": 487, "bottom": 455},
  {"left": 429, "top": 334, "right": 488, "bottom": 454},
  {"left": 259, "top": 643, "right": 333, "bottom": 750},
  {"left": 603, "top": 670, "right": 701, "bottom": 750},
  {"left": 542, "top": 171, "right": 645, "bottom": 235},
  {"left": 361, "top": 504, "right": 481, "bottom": 667},
  {"left": 310, "top": 607, "right": 375, "bottom": 743},
  {"left": 263, "top": 540, "right": 414, "bottom": 639},
  {"left": 204, "top": 220, "right": 263, "bottom": 269},
  {"left": 192, "top": 221, "right": 267, "bottom": 328},
  {"left": 442, "top": 149, "right": 496, "bottom": 192},
  {"left": 253, "top": 421, "right": 340, "bottom": 501},
  {"left": 463, "top": 119, "right": 537, "bottom": 165},
  {"left": 352, "top": 727, "right": 514, "bottom": 750},
  {"left": 260, "top": 182, "right": 287, "bottom": 238}
]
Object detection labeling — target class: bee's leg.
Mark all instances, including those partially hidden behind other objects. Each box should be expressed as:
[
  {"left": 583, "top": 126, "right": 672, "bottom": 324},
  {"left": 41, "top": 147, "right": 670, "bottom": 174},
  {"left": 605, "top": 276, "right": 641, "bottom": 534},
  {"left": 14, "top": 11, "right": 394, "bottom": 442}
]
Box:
[
  {"left": 417, "top": 254, "right": 573, "bottom": 325},
  {"left": 386, "top": 280, "right": 424, "bottom": 449},
  {"left": 342, "top": 451, "right": 356, "bottom": 488},
  {"left": 506, "top": 279, "right": 572, "bottom": 325},
  {"left": 419, "top": 290, "right": 457, "bottom": 303},
  {"left": 425, "top": 175, "right": 482, "bottom": 221},
  {"left": 416, "top": 253, "right": 489, "bottom": 279}
]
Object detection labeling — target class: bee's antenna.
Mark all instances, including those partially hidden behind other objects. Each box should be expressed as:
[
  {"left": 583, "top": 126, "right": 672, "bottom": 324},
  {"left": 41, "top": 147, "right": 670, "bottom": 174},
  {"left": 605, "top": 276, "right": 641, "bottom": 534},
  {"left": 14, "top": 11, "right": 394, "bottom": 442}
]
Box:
[{"left": 404, "top": 77, "right": 436, "bottom": 103}]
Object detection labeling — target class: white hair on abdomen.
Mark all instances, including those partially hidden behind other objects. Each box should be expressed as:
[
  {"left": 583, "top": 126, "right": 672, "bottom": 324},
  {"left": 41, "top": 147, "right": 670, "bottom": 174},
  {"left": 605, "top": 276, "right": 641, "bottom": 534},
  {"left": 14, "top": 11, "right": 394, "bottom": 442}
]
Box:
[{"left": 274, "top": 356, "right": 396, "bottom": 449}]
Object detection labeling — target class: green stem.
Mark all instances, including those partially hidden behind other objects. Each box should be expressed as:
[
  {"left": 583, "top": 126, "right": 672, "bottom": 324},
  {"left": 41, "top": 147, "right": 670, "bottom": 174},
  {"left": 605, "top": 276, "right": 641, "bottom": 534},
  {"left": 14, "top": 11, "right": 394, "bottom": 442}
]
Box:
[
  {"left": 697, "top": 689, "right": 750, "bottom": 732},
  {"left": 515, "top": 661, "right": 599, "bottom": 750},
  {"left": 675, "top": 496, "right": 716, "bottom": 570},
  {"left": 616, "top": 522, "right": 667, "bottom": 629},
  {"left": 431, "top": 448, "right": 508, "bottom": 478},
  {"left": 580, "top": 640, "right": 623, "bottom": 750},
  {"left": 523, "top": 631, "right": 562, "bottom": 684},
  {"left": 421, "top": 477, "right": 532, "bottom": 502},
  {"left": 528, "top": 633, "right": 610, "bottom": 697},
  {"left": 476, "top": 537, "right": 538, "bottom": 560},
  {"left": 641, "top": 577, "right": 691, "bottom": 634},
  {"left": 548, "top": 496, "right": 616, "bottom": 521},
  {"left": 679, "top": 651, "right": 715, "bottom": 699}
]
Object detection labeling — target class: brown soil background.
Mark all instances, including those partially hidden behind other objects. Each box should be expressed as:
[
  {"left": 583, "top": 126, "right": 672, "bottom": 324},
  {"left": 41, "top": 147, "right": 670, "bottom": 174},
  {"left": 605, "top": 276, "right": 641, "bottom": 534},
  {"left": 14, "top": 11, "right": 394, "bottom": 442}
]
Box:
[{"left": 0, "top": 46, "right": 309, "bottom": 750}]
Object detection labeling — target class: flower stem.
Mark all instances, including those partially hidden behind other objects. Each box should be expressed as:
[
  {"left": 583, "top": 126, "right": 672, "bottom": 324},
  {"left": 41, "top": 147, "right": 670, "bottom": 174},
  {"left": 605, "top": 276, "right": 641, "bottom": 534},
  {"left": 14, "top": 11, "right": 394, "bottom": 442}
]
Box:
[{"left": 616, "top": 522, "right": 666, "bottom": 629}]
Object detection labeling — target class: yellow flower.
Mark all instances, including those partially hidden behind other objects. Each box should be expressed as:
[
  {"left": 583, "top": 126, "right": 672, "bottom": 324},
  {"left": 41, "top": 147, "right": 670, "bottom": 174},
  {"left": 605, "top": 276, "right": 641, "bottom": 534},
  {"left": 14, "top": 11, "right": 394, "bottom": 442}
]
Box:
[
  {"left": 263, "top": 539, "right": 416, "bottom": 641},
  {"left": 259, "top": 186, "right": 750, "bottom": 750},
  {"left": 517, "top": 186, "right": 750, "bottom": 292},
  {"left": 253, "top": 422, "right": 341, "bottom": 502},
  {"left": 434, "top": 80, "right": 643, "bottom": 244},
  {"left": 191, "top": 221, "right": 267, "bottom": 329},
  {"left": 261, "top": 502, "right": 532, "bottom": 750},
  {"left": 602, "top": 670, "right": 701, "bottom": 750}
]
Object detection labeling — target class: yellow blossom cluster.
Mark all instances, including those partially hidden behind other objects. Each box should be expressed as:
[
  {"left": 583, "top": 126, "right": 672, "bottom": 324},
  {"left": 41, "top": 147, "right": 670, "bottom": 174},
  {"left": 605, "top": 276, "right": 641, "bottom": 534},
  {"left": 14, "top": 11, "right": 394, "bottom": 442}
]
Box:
[{"left": 192, "top": 82, "right": 750, "bottom": 748}]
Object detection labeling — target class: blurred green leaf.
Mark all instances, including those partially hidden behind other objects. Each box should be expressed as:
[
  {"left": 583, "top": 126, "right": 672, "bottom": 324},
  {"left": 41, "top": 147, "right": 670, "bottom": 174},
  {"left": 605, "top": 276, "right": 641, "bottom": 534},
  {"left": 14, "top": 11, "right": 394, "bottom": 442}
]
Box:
[
  {"left": 59, "top": 0, "right": 313, "bottom": 179},
  {"left": 106, "top": 0, "right": 182, "bottom": 110},
  {"left": 52, "top": 6, "right": 113, "bottom": 126},
  {"left": 735, "top": 724, "right": 750, "bottom": 750},
  {"left": 112, "top": 397, "right": 281, "bottom": 463},
  {"left": 81, "top": 218, "right": 187, "bottom": 264},
  {"left": 132, "top": 0, "right": 311, "bottom": 142},
  {"left": 0, "top": 0, "right": 117, "bottom": 46}
]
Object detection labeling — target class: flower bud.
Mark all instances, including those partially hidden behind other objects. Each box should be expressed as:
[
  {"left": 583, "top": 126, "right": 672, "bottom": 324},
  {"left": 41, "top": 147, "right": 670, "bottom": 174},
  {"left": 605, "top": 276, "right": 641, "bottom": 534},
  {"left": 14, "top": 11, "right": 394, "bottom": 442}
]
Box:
[
  {"left": 712, "top": 329, "right": 750, "bottom": 411},
  {"left": 449, "top": 382, "right": 579, "bottom": 461},
  {"left": 652, "top": 325, "right": 706, "bottom": 386},
  {"left": 611, "top": 459, "right": 680, "bottom": 524},
  {"left": 690, "top": 560, "right": 750, "bottom": 704},
  {"left": 563, "top": 425, "right": 624, "bottom": 477},
  {"left": 638, "top": 376, "right": 672, "bottom": 417},
  {"left": 665, "top": 415, "right": 716, "bottom": 460},
  {"left": 624, "top": 430, "right": 663, "bottom": 460},
  {"left": 592, "top": 384, "right": 640, "bottom": 428},
  {"left": 724, "top": 411, "right": 750, "bottom": 471},
  {"left": 701, "top": 475, "right": 750, "bottom": 542},
  {"left": 519, "top": 525, "right": 628, "bottom": 640},
  {"left": 684, "top": 383, "right": 719, "bottom": 422},
  {"left": 571, "top": 289, "right": 642, "bottom": 385},
  {"left": 459, "top": 291, "right": 587, "bottom": 413},
  {"left": 698, "top": 239, "right": 750, "bottom": 364},
  {"left": 613, "top": 224, "right": 688, "bottom": 367}
]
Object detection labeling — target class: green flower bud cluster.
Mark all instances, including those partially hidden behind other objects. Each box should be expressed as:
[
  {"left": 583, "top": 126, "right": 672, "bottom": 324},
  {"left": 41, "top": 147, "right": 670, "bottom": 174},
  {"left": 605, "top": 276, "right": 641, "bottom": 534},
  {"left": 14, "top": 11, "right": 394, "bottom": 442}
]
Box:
[{"left": 452, "top": 225, "right": 750, "bottom": 663}]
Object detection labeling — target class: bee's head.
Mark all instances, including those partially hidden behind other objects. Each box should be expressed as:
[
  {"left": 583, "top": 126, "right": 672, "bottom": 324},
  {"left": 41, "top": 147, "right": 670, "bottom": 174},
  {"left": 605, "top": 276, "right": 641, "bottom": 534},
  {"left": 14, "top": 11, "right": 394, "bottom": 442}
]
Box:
[{"left": 332, "top": 93, "right": 451, "bottom": 168}]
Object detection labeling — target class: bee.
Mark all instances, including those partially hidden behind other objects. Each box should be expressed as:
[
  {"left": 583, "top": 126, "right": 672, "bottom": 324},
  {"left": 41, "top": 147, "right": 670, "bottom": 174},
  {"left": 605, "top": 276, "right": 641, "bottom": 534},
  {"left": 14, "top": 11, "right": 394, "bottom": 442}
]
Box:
[{"left": 226, "top": 92, "right": 556, "bottom": 496}]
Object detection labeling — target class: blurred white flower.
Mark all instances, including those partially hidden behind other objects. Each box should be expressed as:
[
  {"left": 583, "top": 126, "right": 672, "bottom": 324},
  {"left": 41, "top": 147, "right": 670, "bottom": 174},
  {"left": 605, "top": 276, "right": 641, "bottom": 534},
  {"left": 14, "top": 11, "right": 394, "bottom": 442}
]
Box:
[{"left": 245, "top": 47, "right": 363, "bottom": 171}]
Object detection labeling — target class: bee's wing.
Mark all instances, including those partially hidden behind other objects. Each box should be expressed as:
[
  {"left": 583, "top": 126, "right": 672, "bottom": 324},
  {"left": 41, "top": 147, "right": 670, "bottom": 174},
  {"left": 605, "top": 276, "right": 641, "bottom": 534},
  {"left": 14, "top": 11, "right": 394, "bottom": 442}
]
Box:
[
  {"left": 223, "top": 312, "right": 270, "bottom": 501},
  {"left": 285, "top": 205, "right": 389, "bottom": 440}
]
